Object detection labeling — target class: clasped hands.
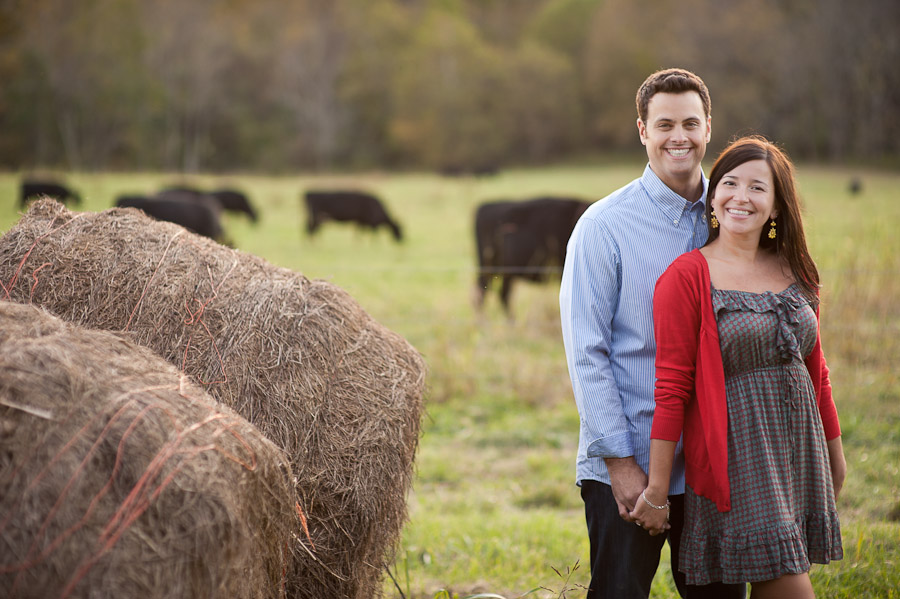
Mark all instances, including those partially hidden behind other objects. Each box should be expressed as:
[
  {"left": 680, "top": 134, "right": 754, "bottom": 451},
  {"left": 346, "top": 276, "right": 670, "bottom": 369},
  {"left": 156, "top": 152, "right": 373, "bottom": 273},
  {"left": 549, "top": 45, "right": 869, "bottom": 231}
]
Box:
[
  {"left": 606, "top": 458, "right": 670, "bottom": 536},
  {"left": 628, "top": 488, "right": 670, "bottom": 536}
]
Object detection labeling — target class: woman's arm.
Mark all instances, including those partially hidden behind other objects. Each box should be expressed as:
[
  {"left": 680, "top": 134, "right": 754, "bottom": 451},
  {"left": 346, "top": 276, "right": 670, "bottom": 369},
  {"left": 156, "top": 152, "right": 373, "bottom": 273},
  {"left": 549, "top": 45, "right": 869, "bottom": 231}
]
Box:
[
  {"left": 632, "top": 260, "right": 703, "bottom": 534},
  {"left": 631, "top": 439, "right": 678, "bottom": 535},
  {"left": 827, "top": 436, "right": 847, "bottom": 500}
]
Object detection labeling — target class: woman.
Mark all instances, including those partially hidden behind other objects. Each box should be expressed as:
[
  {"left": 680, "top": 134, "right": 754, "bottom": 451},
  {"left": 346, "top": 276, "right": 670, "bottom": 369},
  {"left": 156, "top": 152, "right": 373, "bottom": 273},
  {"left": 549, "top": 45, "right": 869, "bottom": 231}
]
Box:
[{"left": 631, "top": 135, "right": 846, "bottom": 598}]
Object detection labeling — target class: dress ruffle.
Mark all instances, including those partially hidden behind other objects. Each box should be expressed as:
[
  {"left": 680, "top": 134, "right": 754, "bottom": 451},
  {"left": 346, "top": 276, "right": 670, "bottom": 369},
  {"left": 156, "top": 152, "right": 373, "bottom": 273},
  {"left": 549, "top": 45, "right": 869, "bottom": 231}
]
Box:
[
  {"left": 713, "top": 285, "right": 814, "bottom": 364},
  {"left": 680, "top": 509, "right": 843, "bottom": 584}
]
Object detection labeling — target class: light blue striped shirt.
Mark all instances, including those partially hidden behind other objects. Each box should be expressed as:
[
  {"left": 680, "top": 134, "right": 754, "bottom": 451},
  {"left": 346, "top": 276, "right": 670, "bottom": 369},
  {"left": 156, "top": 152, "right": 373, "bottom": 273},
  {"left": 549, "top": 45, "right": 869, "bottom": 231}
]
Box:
[{"left": 559, "top": 164, "right": 709, "bottom": 492}]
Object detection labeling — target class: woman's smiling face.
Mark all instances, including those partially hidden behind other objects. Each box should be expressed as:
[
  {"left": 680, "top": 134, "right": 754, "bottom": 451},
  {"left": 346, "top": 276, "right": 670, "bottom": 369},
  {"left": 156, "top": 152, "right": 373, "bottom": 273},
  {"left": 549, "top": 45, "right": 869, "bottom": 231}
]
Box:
[{"left": 711, "top": 159, "right": 777, "bottom": 238}]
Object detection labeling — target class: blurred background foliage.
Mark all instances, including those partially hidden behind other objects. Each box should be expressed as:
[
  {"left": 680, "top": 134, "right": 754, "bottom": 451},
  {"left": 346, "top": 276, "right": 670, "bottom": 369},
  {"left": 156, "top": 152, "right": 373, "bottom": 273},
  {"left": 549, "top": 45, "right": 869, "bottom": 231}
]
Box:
[{"left": 1, "top": 0, "right": 898, "bottom": 173}]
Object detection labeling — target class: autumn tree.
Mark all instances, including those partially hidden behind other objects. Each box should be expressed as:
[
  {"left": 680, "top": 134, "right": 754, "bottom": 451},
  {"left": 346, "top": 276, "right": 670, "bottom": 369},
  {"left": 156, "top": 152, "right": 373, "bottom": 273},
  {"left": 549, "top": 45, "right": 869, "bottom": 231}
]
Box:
[
  {"left": 506, "top": 41, "right": 583, "bottom": 163},
  {"left": 389, "top": 7, "right": 513, "bottom": 170},
  {"left": 1, "top": 0, "right": 897, "bottom": 171}
]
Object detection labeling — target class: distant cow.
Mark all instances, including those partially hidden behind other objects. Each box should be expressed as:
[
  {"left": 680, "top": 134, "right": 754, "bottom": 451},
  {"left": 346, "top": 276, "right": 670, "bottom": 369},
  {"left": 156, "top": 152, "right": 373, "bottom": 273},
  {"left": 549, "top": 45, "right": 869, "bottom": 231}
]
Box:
[
  {"left": 211, "top": 189, "right": 258, "bottom": 222},
  {"left": 159, "top": 184, "right": 258, "bottom": 222},
  {"left": 115, "top": 195, "right": 224, "bottom": 241},
  {"left": 155, "top": 188, "right": 224, "bottom": 220},
  {"left": 439, "top": 163, "right": 501, "bottom": 178},
  {"left": 474, "top": 196, "right": 591, "bottom": 315},
  {"left": 304, "top": 190, "right": 402, "bottom": 242},
  {"left": 20, "top": 179, "right": 82, "bottom": 207}
]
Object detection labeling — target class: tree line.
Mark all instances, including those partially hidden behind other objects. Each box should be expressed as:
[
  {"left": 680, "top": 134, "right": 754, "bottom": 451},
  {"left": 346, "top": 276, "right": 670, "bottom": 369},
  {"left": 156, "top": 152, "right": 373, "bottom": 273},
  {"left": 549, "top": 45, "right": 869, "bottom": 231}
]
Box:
[{"left": 1, "top": 0, "right": 897, "bottom": 173}]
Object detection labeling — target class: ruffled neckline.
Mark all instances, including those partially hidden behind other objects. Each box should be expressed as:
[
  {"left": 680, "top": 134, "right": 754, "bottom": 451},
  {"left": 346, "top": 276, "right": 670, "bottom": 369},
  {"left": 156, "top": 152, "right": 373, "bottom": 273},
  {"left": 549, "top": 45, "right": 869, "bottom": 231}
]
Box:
[{"left": 712, "top": 284, "right": 814, "bottom": 362}]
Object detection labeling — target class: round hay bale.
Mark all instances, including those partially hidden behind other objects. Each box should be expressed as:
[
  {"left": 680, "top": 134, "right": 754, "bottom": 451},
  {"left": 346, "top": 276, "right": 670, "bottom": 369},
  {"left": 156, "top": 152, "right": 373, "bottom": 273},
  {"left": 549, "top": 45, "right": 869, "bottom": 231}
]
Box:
[
  {"left": 0, "top": 301, "right": 296, "bottom": 599},
  {"left": 0, "top": 199, "right": 427, "bottom": 599}
]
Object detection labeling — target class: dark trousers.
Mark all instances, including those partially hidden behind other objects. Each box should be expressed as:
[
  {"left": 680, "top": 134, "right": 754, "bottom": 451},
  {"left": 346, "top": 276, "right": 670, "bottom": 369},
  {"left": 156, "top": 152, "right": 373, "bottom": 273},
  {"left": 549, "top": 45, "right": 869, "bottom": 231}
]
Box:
[{"left": 581, "top": 480, "right": 746, "bottom": 599}]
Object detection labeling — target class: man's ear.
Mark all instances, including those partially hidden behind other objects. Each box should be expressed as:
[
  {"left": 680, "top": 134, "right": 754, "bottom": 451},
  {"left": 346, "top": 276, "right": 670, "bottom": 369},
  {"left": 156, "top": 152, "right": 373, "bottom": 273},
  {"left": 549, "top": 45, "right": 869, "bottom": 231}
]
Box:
[{"left": 637, "top": 118, "right": 647, "bottom": 145}]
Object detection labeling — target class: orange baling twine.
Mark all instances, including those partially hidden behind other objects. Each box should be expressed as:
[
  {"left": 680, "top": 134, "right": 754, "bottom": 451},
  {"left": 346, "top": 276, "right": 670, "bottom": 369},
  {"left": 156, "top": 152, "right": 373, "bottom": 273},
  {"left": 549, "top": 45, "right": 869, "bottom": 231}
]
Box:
[
  {"left": 1, "top": 390, "right": 259, "bottom": 597},
  {"left": 1, "top": 214, "right": 85, "bottom": 301},
  {"left": 6, "top": 222, "right": 234, "bottom": 387}
]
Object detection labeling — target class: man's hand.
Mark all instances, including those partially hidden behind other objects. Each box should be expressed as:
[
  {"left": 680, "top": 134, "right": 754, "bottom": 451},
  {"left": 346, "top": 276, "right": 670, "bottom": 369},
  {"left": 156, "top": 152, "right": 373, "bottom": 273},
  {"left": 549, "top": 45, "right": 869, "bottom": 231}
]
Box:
[
  {"left": 604, "top": 457, "right": 648, "bottom": 522},
  {"left": 630, "top": 488, "right": 671, "bottom": 536}
]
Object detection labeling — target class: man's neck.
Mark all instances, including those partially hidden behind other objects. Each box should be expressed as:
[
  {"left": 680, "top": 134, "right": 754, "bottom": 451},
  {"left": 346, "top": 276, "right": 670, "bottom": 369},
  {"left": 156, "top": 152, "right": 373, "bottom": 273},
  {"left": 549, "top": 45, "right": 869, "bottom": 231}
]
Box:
[{"left": 657, "top": 171, "right": 704, "bottom": 203}]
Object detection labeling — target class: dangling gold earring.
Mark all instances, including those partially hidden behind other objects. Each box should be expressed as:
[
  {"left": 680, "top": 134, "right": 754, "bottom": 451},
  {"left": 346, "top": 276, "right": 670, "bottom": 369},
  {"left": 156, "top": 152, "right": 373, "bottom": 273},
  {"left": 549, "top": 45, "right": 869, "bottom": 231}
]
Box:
[
  {"left": 768, "top": 219, "right": 777, "bottom": 239},
  {"left": 710, "top": 210, "right": 719, "bottom": 229}
]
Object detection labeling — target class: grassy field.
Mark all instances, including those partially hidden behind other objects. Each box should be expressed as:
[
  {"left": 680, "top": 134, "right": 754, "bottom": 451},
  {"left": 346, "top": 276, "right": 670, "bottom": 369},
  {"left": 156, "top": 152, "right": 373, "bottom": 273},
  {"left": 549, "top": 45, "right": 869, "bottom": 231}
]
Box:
[{"left": 2, "top": 163, "right": 898, "bottom": 598}]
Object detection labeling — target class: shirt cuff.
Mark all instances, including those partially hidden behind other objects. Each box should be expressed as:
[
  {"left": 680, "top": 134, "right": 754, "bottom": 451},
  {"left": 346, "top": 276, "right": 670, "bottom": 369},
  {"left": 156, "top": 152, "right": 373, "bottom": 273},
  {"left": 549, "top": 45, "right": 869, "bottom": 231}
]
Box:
[{"left": 586, "top": 432, "right": 633, "bottom": 459}]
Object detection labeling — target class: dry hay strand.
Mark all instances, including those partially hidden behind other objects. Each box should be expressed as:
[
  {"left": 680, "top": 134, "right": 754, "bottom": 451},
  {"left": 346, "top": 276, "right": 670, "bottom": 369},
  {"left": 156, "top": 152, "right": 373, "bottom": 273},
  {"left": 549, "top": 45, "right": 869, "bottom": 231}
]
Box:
[
  {"left": 0, "top": 199, "right": 427, "bottom": 599},
  {"left": 0, "top": 301, "right": 296, "bottom": 599}
]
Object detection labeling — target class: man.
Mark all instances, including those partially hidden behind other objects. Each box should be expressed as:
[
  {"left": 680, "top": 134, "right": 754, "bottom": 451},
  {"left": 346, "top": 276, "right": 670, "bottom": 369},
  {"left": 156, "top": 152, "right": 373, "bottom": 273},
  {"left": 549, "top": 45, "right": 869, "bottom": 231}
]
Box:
[{"left": 559, "top": 68, "right": 745, "bottom": 598}]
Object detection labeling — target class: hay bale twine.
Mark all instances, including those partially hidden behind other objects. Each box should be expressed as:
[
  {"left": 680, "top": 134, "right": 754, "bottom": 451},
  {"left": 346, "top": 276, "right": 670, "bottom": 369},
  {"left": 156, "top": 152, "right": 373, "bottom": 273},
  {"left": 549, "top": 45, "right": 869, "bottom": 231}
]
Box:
[
  {"left": 0, "top": 199, "right": 427, "bottom": 599},
  {"left": 0, "top": 301, "right": 296, "bottom": 599}
]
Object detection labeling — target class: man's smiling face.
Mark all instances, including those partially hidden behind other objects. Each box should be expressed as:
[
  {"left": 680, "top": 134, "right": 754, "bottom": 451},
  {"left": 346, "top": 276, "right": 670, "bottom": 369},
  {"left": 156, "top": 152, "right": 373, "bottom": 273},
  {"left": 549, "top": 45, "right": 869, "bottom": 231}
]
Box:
[{"left": 637, "top": 91, "right": 711, "bottom": 195}]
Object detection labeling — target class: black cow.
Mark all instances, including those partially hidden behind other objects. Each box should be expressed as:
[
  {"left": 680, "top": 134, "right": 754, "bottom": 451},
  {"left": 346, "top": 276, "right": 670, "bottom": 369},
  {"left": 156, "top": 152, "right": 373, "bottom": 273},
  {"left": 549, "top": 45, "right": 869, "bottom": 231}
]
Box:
[
  {"left": 474, "top": 196, "right": 591, "bottom": 315},
  {"left": 211, "top": 189, "right": 258, "bottom": 222},
  {"left": 155, "top": 188, "right": 224, "bottom": 220},
  {"left": 157, "top": 184, "right": 205, "bottom": 199},
  {"left": 159, "top": 184, "right": 258, "bottom": 222},
  {"left": 304, "top": 190, "right": 402, "bottom": 242},
  {"left": 114, "top": 195, "right": 224, "bottom": 241},
  {"left": 439, "top": 163, "right": 501, "bottom": 178},
  {"left": 20, "top": 179, "right": 82, "bottom": 207}
]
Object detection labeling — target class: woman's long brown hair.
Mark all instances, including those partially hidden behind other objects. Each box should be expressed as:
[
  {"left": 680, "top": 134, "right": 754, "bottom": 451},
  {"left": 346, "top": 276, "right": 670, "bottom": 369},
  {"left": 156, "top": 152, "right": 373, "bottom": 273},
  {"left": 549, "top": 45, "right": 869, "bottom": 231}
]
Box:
[{"left": 705, "top": 135, "right": 820, "bottom": 300}]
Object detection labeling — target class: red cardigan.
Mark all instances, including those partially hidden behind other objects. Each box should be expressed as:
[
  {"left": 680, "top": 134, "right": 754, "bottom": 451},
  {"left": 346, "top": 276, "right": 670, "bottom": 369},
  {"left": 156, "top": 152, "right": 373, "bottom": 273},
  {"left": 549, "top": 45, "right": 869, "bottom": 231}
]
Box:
[{"left": 650, "top": 249, "right": 841, "bottom": 512}]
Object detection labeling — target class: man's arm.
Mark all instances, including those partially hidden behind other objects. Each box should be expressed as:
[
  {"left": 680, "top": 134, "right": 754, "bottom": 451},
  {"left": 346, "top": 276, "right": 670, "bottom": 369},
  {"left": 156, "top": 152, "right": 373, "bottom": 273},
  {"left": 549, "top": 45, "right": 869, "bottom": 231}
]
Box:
[{"left": 560, "top": 217, "right": 644, "bottom": 517}]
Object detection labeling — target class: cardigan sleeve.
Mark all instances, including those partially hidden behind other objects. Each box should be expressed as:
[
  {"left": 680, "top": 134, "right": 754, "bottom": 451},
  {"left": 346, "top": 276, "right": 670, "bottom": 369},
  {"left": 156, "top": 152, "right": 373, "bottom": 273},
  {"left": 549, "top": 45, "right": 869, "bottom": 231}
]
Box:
[
  {"left": 651, "top": 259, "right": 703, "bottom": 442},
  {"left": 807, "top": 306, "right": 841, "bottom": 439}
]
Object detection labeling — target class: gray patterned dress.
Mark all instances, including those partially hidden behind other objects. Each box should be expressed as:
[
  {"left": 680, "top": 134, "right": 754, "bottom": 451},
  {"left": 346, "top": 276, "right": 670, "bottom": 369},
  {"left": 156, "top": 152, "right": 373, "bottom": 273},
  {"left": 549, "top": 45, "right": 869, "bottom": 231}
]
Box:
[{"left": 679, "top": 284, "right": 843, "bottom": 585}]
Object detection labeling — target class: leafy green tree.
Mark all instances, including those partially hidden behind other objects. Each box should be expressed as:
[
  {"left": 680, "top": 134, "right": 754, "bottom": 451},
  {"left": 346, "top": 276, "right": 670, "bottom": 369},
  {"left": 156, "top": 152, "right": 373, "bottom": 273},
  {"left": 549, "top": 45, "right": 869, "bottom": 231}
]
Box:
[
  {"left": 17, "top": 0, "right": 152, "bottom": 169},
  {"left": 337, "top": 0, "right": 414, "bottom": 167},
  {"left": 389, "top": 8, "right": 513, "bottom": 169},
  {"left": 581, "top": 0, "right": 663, "bottom": 149},
  {"left": 506, "top": 41, "right": 583, "bottom": 163},
  {"left": 526, "top": 0, "right": 602, "bottom": 61},
  {"left": 138, "top": 0, "right": 234, "bottom": 172},
  {"left": 268, "top": 2, "right": 348, "bottom": 170}
]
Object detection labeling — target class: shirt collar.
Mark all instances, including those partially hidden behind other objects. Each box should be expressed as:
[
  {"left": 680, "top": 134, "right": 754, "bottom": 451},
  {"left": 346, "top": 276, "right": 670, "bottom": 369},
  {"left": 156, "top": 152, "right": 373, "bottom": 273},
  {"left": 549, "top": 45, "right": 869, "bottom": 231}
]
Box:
[{"left": 639, "top": 164, "right": 709, "bottom": 223}]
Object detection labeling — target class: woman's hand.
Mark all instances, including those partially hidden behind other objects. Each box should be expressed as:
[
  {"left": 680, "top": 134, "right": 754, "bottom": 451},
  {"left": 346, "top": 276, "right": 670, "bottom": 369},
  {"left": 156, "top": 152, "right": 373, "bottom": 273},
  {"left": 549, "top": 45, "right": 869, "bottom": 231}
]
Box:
[
  {"left": 633, "top": 440, "right": 678, "bottom": 535},
  {"left": 629, "top": 489, "right": 671, "bottom": 536},
  {"left": 827, "top": 436, "right": 847, "bottom": 500}
]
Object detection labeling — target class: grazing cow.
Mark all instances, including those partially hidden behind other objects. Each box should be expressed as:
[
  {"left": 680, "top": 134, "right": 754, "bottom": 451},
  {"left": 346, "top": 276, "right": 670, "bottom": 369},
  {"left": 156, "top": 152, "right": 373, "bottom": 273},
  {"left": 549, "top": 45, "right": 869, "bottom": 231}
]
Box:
[
  {"left": 474, "top": 196, "right": 591, "bottom": 315},
  {"left": 115, "top": 195, "right": 224, "bottom": 241},
  {"left": 20, "top": 179, "right": 82, "bottom": 207},
  {"left": 159, "top": 185, "right": 259, "bottom": 222},
  {"left": 155, "top": 188, "right": 224, "bottom": 220},
  {"left": 304, "top": 190, "right": 403, "bottom": 242},
  {"left": 471, "top": 163, "right": 500, "bottom": 177},
  {"left": 438, "top": 163, "right": 501, "bottom": 178},
  {"left": 211, "top": 189, "right": 258, "bottom": 222}
]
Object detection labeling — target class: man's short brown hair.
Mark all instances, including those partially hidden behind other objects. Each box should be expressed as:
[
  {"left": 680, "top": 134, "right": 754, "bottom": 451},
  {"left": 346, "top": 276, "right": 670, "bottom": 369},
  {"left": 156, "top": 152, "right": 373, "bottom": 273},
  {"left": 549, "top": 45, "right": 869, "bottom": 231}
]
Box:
[{"left": 636, "top": 68, "right": 711, "bottom": 123}]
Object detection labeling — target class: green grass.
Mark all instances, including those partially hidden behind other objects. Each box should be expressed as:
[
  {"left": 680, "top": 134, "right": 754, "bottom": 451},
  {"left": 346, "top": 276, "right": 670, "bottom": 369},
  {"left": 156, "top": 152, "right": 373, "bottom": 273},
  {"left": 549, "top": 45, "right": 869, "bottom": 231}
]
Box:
[{"left": 2, "top": 163, "right": 898, "bottom": 598}]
